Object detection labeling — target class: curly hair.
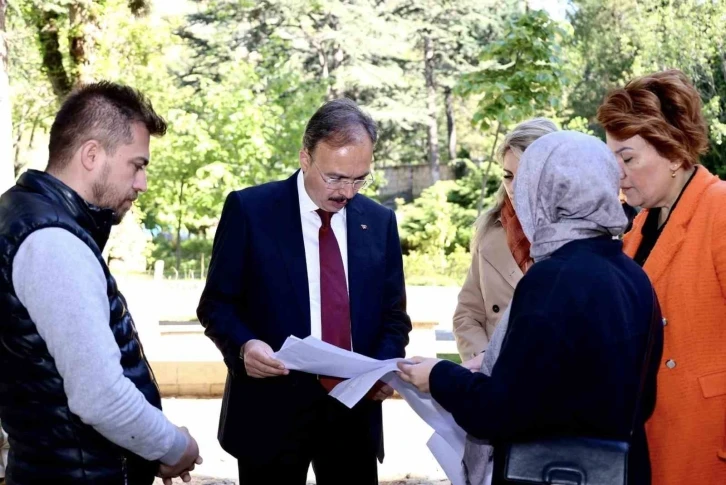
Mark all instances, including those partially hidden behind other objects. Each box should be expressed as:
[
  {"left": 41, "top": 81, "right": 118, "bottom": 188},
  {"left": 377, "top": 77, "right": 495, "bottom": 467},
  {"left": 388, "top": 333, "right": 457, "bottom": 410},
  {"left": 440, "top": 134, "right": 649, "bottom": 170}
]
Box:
[{"left": 596, "top": 69, "right": 708, "bottom": 169}]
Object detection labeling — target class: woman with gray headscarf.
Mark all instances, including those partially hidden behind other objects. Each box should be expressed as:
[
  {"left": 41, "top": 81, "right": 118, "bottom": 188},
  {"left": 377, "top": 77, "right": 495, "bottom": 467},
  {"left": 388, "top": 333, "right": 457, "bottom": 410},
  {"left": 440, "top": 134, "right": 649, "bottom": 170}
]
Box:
[{"left": 399, "top": 131, "right": 663, "bottom": 485}]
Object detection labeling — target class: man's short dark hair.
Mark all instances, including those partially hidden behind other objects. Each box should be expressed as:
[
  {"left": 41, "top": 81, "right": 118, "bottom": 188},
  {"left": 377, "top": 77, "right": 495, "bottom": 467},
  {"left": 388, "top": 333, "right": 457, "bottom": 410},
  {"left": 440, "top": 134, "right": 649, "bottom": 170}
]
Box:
[
  {"left": 47, "top": 81, "right": 167, "bottom": 171},
  {"left": 302, "top": 98, "right": 377, "bottom": 154}
]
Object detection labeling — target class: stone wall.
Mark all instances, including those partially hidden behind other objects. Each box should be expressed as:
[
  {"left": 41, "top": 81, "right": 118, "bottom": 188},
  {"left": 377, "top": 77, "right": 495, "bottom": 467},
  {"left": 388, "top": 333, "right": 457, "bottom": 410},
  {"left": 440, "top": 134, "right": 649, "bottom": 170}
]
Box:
[{"left": 379, "top": 164, "right": 454, "bottom": 207}]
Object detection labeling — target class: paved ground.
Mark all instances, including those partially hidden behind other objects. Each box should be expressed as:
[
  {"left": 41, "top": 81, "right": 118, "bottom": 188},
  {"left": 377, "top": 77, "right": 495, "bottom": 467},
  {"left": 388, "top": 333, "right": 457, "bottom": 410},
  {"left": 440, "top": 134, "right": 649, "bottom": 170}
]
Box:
[{"left": 152, "top": 398, "right": 451, "bottom": 485}]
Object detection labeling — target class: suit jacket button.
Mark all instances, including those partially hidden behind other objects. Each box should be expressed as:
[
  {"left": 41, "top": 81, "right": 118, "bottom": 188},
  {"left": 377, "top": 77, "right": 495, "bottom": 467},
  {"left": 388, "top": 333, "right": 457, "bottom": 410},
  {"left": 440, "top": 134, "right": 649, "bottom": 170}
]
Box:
[
  {"left": 492, "top": 305, "right": 500, "bottom": 313},
  {"left": 665, "top": 359, "right": 676, "bottom": 369},
  {"left": 662, "top": 318, "right": 667, "bottom": 326}
]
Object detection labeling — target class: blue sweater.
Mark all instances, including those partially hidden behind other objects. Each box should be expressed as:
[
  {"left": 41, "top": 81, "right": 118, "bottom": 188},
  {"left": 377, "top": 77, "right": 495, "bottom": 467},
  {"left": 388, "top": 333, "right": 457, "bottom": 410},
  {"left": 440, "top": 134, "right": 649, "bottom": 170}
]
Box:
[{"left": 430, "top": 236, "right": 663, "bottom": 485}]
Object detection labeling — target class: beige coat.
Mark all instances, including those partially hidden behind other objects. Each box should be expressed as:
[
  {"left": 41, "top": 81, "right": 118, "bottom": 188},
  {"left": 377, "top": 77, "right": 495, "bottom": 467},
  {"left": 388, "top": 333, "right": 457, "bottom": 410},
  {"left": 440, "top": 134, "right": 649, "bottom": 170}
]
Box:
[{"left": 453, "top": 221, "right": 523, "bottom": 361}]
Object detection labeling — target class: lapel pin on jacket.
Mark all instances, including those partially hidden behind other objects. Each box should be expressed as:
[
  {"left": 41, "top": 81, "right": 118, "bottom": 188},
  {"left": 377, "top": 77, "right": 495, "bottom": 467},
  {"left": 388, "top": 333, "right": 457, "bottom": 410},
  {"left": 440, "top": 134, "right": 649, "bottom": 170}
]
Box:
[{"left": 361, "top": 224, "right": 368, "bottom": 230}]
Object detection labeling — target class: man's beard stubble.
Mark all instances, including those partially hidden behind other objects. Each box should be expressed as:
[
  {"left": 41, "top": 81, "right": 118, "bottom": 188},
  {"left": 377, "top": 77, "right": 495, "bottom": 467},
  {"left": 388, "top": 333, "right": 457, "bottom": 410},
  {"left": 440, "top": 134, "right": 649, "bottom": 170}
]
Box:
[{"left": 91, "top": 166, "right": 136, "bottom": 225}]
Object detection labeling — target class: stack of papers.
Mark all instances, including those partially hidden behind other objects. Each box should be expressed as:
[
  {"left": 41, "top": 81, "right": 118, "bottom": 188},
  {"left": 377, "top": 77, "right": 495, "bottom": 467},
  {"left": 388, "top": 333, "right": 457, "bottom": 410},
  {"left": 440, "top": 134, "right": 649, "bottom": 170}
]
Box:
[{"left": 275, "top": 336, "right": 467, "bottom": 485}]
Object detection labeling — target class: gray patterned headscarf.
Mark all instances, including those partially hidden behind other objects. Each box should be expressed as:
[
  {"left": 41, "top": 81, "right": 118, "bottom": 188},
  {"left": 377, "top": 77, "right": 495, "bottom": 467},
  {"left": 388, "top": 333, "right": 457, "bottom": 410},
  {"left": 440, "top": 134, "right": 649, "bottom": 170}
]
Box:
[
  {"left": 513, "top": 131, "right": 627, "bottom": 262},
  {"left": 462, "top": 131, "right": 629, "bottom": 485}
]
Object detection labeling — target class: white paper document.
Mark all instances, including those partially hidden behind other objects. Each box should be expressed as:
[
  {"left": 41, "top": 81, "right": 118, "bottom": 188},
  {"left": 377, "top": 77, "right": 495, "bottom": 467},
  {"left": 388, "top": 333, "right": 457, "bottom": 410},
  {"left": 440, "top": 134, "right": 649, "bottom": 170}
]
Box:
[
  {"left": 274, "top": 336, "right": 467, "bottom": 485},
  {"left": 427, "top": 433, "right": 468, "bottom": 485},
  {"left": 328, "top": 362, "right": 400, "bottom": 407}
]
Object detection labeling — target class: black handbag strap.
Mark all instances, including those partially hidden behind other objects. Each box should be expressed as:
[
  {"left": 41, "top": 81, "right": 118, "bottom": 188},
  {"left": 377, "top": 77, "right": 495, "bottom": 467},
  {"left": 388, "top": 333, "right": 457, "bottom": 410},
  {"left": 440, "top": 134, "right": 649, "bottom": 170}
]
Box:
[{"left": 629, "top": 287, "right": 661, "bottom": 438}]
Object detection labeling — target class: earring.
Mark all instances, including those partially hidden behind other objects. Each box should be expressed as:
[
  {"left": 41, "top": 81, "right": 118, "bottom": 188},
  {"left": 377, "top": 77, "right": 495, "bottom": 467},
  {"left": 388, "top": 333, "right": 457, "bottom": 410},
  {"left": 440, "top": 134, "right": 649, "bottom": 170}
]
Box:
[{"left": 671, "top": 171, "right": 677, "bottom": 178}]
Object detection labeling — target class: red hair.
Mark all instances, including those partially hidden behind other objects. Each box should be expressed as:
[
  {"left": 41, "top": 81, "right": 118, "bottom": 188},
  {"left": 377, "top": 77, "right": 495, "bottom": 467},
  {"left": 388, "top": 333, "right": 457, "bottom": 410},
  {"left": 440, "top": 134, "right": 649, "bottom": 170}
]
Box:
[{"left": 597, "top": 69, "right": 709, "bottom": 168}]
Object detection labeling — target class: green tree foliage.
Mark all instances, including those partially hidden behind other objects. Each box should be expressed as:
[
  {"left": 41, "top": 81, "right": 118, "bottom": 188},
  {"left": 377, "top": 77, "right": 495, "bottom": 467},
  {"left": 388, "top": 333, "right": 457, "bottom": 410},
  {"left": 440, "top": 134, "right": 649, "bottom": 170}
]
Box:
[
  {"left": 180, "top": 0, "right": 523, "bottom": 175},
  {"left": 8, "top": 1, "right": 295, "bottom": 272},
  {"left": 138, "top": 64, "right": 288, "bottom": 271},
  {"left": 633, "top": 0, "right": 726, "bottom": 177},
  {"left": 396, "top": 162, "right": 501, "bottom": 286},
  {"left": 459, "top": 10, "right": 571, "bottom": 130},
  {"left": 181, "top": 0, "right": 430, "bottom": 170},
  {"left": 6, "top": 1, "right": 65, "bottom": 176},
  {"left": 1, "top": 0, "right": 15, "bottom": 191},
  {"left": 565, "top": 0, "right": 641, "bottom": 132},
  {"left": 6, "top": 1, "right": 726, "bottom": 283},
  {"left": 455, "top": 9, "right": 570, "bottom": 214},
  {"left": 566, "top": 0, "right": 726, "bottom": 176},
  {"left": 389, "top": 0, "right": 518, "bottom": 180}
]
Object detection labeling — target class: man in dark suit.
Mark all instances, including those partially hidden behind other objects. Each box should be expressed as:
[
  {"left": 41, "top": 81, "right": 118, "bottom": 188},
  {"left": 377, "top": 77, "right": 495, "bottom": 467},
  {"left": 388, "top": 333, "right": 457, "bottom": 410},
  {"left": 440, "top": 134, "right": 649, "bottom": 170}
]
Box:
[{"left": 197, "top": 98, "right": 412, "bottom": 484}]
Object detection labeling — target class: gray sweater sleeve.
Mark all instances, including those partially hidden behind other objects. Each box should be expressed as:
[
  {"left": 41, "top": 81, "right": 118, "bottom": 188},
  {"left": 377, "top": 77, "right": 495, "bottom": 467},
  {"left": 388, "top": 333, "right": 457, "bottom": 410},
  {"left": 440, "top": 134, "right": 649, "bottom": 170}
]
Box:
[{"left": 12, "top": 228, "right": 187, "bottom": 465}]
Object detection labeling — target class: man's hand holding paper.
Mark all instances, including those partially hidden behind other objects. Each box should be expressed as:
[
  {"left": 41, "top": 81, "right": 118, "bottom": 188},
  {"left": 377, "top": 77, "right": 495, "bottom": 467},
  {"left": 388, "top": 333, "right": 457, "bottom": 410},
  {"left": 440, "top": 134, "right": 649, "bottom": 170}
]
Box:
[{"left": 242, "top": 339, "right": 289, "bottom": 378}]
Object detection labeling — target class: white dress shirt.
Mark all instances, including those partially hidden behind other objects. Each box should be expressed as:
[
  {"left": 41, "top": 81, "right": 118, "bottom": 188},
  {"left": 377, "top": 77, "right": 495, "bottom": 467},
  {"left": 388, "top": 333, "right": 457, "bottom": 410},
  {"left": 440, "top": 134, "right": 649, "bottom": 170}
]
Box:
[{"left": 297, "top": 170, "right": 349, "bottom": 340}]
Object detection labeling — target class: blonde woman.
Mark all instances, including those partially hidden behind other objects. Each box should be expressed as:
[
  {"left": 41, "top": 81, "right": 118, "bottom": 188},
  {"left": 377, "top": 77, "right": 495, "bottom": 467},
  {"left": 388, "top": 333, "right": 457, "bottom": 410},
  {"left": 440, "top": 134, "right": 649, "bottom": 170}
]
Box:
[{"left": 453, "top": 118, "right": 558, "bottom": 364}]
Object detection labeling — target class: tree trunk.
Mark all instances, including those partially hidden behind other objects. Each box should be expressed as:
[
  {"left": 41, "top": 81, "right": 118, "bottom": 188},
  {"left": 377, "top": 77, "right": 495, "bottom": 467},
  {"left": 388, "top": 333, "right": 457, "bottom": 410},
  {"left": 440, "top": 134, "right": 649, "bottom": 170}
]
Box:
[
  {"left": 34, "top": 7, "right": 71, "bottom": 98},
  {"left": 0, "top": 0, "right": 16, "bottom": 192},
  {"left": 477, "top": 122, "right": 501, "bottom": 215},
  {"left": 329, "top": 42, "right": 343, "bottom": 99},
  {"left": 317, "top": 46, "right": 333, "bottom": 100},
  {"left": 13, "top": 124, "right": 23, "bottom": 175},
  {"left": 175, "top": 181, "right": 186, "bottom": 272},
  {"left": 12, "top": 103, "right": 32, "bottom": 174},
  {"left": 20, "top": 112, "right": 42, "bottom": 177},
  {"left": 424, "top": 33, "right": 440, "bottom": 183},
  {"left": 327, "top": 15, "right": 343, "bottom": 99},
  {"left": 68, "top": 2, "right": 98, "bottom": 86},
  {"left": 444, "top": 87, "right": 456, "bottom": 161}
]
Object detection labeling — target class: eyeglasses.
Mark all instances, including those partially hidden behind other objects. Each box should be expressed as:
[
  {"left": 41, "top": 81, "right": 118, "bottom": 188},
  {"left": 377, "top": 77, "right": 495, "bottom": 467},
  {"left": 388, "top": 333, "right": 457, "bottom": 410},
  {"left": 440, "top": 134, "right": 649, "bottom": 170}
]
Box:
[{"left": 311, "top": 161, "right": 373, "bottom": 191}]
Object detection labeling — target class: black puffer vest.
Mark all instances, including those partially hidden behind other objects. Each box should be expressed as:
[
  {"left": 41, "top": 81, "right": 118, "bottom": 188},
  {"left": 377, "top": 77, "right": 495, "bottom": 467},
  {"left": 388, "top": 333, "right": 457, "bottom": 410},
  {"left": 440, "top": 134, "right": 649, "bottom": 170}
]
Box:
[{"left": 0, "top": 170, "right": 162, "bottom": 485}]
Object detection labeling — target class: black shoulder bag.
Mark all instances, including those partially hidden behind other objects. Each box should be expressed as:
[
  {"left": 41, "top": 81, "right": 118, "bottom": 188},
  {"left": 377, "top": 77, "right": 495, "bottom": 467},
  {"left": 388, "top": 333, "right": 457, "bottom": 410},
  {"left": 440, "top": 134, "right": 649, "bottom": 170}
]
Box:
[{"left": 499, "top": 289, "right": 661, "bottom": 485}]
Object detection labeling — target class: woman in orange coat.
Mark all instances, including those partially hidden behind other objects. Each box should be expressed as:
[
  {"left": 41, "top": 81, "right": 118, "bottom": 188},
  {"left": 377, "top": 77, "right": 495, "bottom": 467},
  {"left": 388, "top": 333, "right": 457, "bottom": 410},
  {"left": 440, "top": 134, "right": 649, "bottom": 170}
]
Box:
[{"left": 598, "top": 69, "right": 726, "bottom": 484}]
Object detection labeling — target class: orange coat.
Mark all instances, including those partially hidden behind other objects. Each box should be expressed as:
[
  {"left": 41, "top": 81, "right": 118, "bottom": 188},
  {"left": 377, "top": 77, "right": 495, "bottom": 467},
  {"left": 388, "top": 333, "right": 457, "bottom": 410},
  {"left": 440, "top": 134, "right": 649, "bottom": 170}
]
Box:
[{"left": 623, "top": 166, "right": 726, "bottom": 484}]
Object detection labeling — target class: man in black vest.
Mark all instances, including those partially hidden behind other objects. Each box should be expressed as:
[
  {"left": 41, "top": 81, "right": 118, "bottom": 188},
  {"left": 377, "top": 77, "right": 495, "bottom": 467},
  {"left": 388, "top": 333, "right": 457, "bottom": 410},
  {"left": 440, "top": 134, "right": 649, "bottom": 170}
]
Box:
[{"left": 0, "top": 82, "right": 201, "bottom": 485}]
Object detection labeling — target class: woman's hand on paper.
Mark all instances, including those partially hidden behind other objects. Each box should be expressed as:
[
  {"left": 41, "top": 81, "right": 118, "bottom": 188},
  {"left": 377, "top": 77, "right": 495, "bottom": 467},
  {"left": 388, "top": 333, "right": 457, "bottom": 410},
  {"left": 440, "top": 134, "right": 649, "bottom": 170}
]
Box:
[{"left": 397, "top": 357, "right": 441, "bottom": 394}]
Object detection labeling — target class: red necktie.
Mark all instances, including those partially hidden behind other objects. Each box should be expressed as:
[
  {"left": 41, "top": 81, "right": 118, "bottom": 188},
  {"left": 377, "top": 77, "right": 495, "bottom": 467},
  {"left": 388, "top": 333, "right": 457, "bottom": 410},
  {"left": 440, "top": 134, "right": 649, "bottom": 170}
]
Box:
[{"left": 316, "top": 209, "right": 351, "bottom": 391}]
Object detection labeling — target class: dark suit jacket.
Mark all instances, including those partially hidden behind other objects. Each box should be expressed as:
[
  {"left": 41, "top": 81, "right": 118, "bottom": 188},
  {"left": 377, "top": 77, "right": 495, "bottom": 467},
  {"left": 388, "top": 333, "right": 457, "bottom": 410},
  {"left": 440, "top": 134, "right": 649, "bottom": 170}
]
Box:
[
  {"left": 197, "top": 171, "right": 411, "bottom": 464},
  {"left": 430, "top": 237, "right": 663, "bottom": 485}
]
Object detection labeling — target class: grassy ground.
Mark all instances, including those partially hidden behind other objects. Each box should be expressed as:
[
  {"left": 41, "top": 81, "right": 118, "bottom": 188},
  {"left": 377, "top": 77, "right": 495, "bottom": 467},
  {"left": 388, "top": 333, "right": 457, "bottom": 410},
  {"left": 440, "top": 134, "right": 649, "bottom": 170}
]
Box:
[{"left": 437, "top": 353, "right": 462, "bottom": 364}]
